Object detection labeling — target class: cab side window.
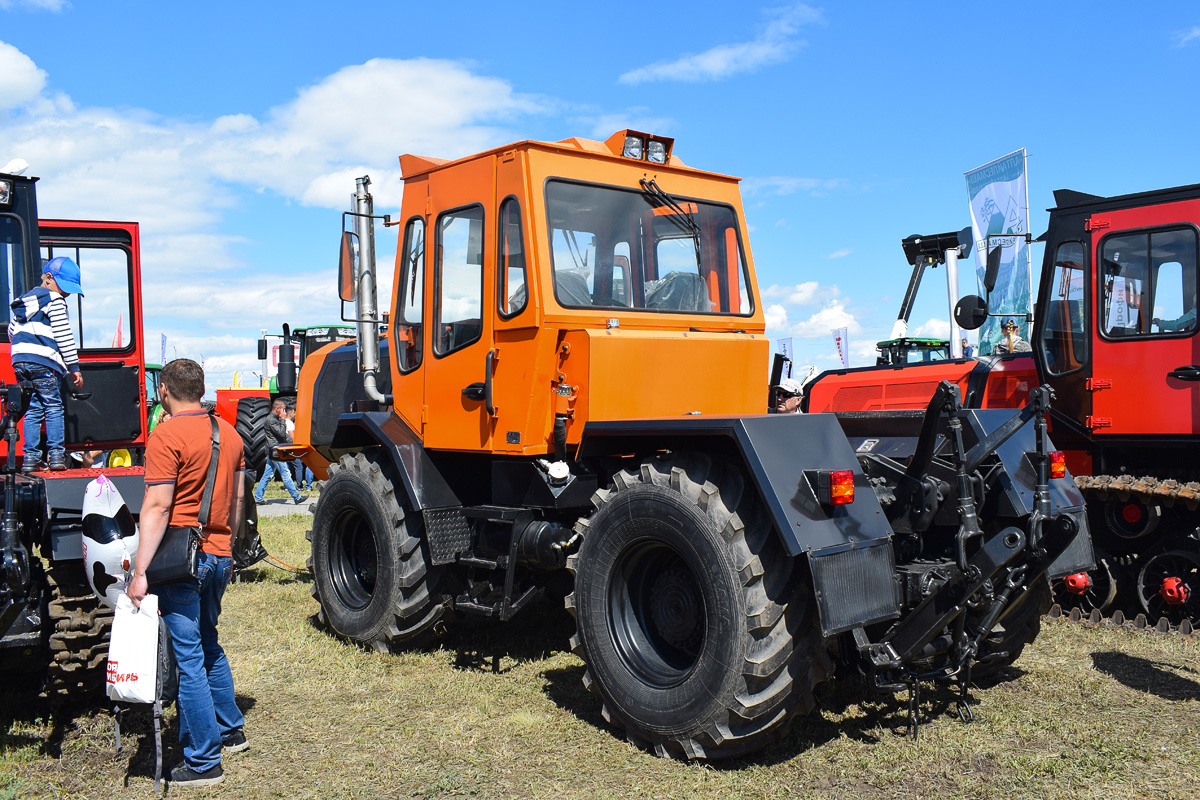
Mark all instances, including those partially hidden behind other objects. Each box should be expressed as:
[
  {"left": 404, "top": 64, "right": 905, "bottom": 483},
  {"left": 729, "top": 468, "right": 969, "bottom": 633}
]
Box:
[
  {"left": 498, "top": 198, "right": 527, "bottom": 317},
  {"left": 1042, "top": 242, "right": 1087, "bottom": 374},
  {"left": 1100, "top": 227, "right": 1197, "bottom": 338},
  {"left": 435, "top": 206, "right": 484, "bottom": 356},
  {"left": 395, "top": 217, "right": 425, "bottom": 372}
]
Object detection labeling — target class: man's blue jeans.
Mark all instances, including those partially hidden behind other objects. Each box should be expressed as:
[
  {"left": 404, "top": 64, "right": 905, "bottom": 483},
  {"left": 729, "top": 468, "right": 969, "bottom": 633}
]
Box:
[
  {"left": 15, "top": 364, "right": 65, "bottom": 461},
  {"left": 158, "top": 553, "right": 244, "bottom": 772},
  {"left": 255, "top": 458, "right": 301, "bottom": 502}
]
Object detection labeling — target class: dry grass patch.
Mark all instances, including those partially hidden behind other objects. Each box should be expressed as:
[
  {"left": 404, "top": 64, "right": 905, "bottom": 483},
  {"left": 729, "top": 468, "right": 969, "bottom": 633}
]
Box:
[{"left": 3, "top": 514, "right": 1199, "bottom": 798}]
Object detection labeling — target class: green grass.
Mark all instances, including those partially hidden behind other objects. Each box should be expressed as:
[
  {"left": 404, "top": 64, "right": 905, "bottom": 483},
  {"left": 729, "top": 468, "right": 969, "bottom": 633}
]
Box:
[{"left": 3, "top": 515, "right": 1199, "bottom": 798}]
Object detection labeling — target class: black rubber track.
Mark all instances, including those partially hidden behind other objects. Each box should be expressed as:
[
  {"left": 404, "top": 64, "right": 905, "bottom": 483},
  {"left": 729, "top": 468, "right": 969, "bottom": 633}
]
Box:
[
  {"left": 44, "top": 562, "right": 114, "bottom": 698},
  {"left": 235, "top": 396, "right": 271, "bottom": 479},
  {"left": 566, "top": 451, "right": 831, "bottom": 760},
  {"left": 307, "top": 452, "right": 452, "bottom": 650}
]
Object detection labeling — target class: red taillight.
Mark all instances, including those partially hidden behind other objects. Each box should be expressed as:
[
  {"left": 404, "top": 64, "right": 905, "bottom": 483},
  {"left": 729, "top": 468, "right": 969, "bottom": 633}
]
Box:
[
  {"left": 1049, "top": 451, "right": 1066, "bottom": 479},
  {"left": 829, "top": 469, "right": 854, "bottom": 505}
]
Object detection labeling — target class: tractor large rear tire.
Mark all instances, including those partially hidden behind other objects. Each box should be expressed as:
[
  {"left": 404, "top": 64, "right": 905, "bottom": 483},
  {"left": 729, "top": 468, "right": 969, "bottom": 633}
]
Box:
[
  {"left": 307, "top": 452, "right": 451, "bottom": 650},
  {"left": 566, "top": 452, "right": 830, "bottom": 760},
  {"left": 235, "top": 396, "right": 271, "bottom": 478}
]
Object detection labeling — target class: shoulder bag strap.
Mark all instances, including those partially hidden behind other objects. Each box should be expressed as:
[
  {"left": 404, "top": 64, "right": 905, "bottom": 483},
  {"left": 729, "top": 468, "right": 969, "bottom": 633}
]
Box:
[{"left": 196, "top": 414, "right": 221, "bottom": 529}]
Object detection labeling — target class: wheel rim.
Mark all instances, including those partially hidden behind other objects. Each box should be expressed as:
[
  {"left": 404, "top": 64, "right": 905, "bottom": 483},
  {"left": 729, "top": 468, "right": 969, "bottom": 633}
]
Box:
[
  {"left": 1137, "top": 550, "right": 1200, "bottom": 622},
  {"left": 1104, "top": 496, "right": 1159, "bottom": 540},
  {"left": 328, "top": 508, "right": 379, "bottom": 610},
  {"left": 608, "top": 539, "right": 705, "bottom": 689}
]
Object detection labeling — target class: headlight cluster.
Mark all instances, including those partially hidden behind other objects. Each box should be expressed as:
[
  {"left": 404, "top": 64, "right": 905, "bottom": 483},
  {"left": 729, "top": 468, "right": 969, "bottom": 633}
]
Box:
[
  {"left": 616, "top": 131, "right": 673, "bottom": 165},
  {"left": 0, "top": 178, "right": 13, "bottom": 208}
]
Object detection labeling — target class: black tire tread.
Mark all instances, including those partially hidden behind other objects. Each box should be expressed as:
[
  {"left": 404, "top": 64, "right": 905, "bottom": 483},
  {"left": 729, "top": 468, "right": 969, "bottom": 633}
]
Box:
[
  {"left": 235, "top": 396, "right": 271, "bottom": 478},
  {"left": 566, "top": 452, "right": 830, "bottom": 760},
  {"left": 307, "top": 452, "right": 450, "bottom": 650}
]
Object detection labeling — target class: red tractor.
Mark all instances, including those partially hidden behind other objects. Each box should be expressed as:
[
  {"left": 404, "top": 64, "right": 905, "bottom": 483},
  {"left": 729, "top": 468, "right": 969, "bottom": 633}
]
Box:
[
  {"left": 0, "top": 167, "right": 151, "bottom": 694},
  {"left": 806, "top": 183, "right": 1200, "bottom": 624}
]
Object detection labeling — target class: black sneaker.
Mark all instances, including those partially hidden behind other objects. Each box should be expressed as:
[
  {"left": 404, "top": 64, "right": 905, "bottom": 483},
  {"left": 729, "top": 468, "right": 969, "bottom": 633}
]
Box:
[
  {"left": 169, "top": 762, "right": 224, "bottom": 787},
  {"left": 20, "top": 459, "right": 42, "bottom": 474},
  {"left": 223, "top": 729, "right": 249, "bottom": 754},
  {"left": 291, "top": 494, "right": 308, "bottom": 505},
  {"left": 47, "top": 453, "right": 68, "bottom": 471}
]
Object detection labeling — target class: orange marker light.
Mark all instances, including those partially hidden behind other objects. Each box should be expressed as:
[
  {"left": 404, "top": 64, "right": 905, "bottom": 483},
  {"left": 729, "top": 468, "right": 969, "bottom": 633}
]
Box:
[
  {"left": 830, "top": 469, "right": 855, "bottom": 505},
  {"left": 1049, "top": 451, "right": 1066, "bottom": 479}
]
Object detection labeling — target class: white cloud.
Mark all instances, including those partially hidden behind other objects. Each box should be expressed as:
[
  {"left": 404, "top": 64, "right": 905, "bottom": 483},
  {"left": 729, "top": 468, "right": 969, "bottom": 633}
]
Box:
[
  {"left": 0, "top": 40, "right": 46, "bottom": 109},
  {"left": 1172, "top": 26, "right": 1200, "bottom": 46},
  {"left": 0, "top": 0, "right": 69, "bottom": 10},
  {"left": 828, "top": 248, "right": 852, "bottom": 259},
  {"left": 741, "top": 176, "right": 847, "bottom": 196},
  {"left": 910, "top": 317, "right": 950, "bottom": 338},
  {"left": 764, "top": 303, "right": 789, "bottom": 331},
  {"left": 788, "top": 300, "right": 861, "bottom": 338},
  {"left": 618, "top": 3, "right": 821, "bottom": 84},
  {"left": 762, "top": 280, "right": 840, "bottom": 306}
]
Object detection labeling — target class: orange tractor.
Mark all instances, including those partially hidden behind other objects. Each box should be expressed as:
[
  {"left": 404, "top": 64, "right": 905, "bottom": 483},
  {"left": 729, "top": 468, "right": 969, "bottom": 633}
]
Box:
[{"left": 291, "top": 131, "right": 1093, "bottom": 757}]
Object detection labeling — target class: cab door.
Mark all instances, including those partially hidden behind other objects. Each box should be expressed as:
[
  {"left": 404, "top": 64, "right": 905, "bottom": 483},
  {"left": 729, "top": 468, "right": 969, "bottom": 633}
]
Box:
[
  {"left": 1088, "top": 201, "right": 1200, "bottom": 435},
  {"left": 422, "top": 156, "right": 497, "bottom": 451}
]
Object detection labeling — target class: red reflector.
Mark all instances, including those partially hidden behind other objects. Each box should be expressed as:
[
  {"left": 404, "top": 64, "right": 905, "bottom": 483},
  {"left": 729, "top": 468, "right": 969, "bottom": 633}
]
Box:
[
  {"left": 1049, "top": 451, "right": 1066, "bottom": 479},
  {"left": 829, "top": 469, "right": 854, "bottom": 505},
  {"left": 1063, "top": 572, "right": 1091, "bottom": 595}
]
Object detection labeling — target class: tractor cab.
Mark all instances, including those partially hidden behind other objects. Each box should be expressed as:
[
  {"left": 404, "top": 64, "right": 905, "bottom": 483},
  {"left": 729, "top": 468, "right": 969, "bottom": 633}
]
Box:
[
  {"left": 875, "top": 337, "right": 951, "bottom": 366},
  {"left": 0, "top": 170, "right": 147, "bottom": 460},
  {"left": 306, "top": 130, "right": 767, "bottom": 462},
  {"left": 1032, "top": 184, "right": 1200, "bottom": 461}
]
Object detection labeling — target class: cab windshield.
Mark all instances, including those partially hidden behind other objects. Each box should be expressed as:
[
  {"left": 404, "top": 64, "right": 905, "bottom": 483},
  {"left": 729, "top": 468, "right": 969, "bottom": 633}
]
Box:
[{"left": 544, "top": 180, "right": 753, "bottom": 315}]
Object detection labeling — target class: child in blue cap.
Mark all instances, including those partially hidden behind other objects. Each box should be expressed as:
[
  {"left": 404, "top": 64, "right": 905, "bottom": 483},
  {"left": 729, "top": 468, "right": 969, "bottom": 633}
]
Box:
[{"left": 8, "top": 256, "right": 85, "bottom": 471}]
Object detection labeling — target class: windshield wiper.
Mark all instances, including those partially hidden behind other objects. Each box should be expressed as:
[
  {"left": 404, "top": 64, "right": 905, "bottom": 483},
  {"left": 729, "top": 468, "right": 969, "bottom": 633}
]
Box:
[{"left": 639, "top": 178, "right": 702, "bottom": 269}]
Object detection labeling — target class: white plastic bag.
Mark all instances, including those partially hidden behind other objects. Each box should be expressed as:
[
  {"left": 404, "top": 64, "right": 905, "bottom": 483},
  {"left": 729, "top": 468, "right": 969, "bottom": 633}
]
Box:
[{"left": 106, "top": 593, "right": 159, "bottom": 703}]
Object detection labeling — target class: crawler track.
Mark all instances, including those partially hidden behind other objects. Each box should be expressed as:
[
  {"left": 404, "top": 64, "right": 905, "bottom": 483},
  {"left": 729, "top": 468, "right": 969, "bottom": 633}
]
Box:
[
  {"left": 1045, "top": 603, "right": 1199, "bottom": 641},
  {"left": 43, "top": 563, "right": 113, "bottom": 698}
]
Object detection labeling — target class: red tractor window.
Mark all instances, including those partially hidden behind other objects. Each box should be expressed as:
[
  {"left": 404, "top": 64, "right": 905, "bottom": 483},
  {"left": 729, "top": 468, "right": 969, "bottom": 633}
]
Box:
[
  {"left": 1100, "top": 228, "right": 1197, "bottom": 339},
  {"left": 1042, "top": 241, "right": 1087, "bottom": 375}
]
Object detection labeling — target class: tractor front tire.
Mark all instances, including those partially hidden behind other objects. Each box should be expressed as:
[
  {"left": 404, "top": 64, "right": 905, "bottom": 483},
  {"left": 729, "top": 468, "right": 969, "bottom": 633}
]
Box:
[
  {"left": 567, "top": 452, "right": 830, "bottom": 760},
  {"left": 235, "top": 396, "right": 271, "bottom": 478},
  {"left": 307, "top": 452, "right": 451, "bottom": 650}
]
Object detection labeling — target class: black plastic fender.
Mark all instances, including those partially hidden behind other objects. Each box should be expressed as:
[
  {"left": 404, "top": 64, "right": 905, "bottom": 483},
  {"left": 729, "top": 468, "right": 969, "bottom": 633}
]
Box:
[{"left": 580, "top": 414, "right": 901, "bottom": 635}]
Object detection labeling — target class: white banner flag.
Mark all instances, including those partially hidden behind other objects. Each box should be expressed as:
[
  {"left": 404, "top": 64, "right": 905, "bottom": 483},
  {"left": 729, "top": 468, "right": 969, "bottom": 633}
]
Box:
[
  {"left": 777, "top": 338, "right": 793, "bottom": 377},
  {"left": 832, "top": 327, "right": 849, "bottom": 368},
  {"left": 160, "top": 334, "right": 167, "bottom": 366},
  {"left": 966, "top": 149, "right": 1032, "bottom": 355}
]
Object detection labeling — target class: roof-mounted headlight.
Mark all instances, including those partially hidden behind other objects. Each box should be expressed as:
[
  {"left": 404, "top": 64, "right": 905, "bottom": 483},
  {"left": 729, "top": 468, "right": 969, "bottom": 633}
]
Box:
[
  {"left": 622, "top": 134, "right": 645, "bottom": 160},
  {"left": 0, "top": 178, "right": 13, "bottom": 208},
  {"left": 647, "top": 140, "right": 668, "bottom": 165}
]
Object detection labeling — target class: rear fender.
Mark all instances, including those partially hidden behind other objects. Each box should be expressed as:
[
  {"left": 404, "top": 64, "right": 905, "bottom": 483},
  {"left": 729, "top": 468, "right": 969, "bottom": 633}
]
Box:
[{"left": 579, "top": 414, "right": 901, "bottom": 635}]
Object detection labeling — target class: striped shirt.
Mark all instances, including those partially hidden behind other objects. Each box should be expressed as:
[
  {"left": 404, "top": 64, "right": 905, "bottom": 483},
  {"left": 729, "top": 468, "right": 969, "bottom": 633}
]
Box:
[{"left": 8, "top": 287, "right": 80, "bottom": 375}]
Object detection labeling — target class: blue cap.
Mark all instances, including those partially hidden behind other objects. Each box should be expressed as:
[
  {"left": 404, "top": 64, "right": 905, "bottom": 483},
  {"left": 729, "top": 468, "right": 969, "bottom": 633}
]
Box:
[{"left": 45, "top": 256, "right": 84, "bottom": 296}]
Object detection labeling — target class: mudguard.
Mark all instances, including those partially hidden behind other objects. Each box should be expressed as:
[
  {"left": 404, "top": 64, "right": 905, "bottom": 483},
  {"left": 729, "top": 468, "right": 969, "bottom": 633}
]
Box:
[
  {"left": 329, "top": 412, "right": 460, "bottom": 510},
  {"left": 580, "top": 414, "right": 901, "bottom": 635}
]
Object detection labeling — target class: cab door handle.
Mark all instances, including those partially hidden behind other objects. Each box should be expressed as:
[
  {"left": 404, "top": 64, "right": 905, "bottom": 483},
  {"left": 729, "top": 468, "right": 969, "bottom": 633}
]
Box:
[
  {"left": 461, "top": 350, "right": 498, "bottom": 415},
  {"left": 1168, "top": 365, "right": 1200, "bottom": 381}
]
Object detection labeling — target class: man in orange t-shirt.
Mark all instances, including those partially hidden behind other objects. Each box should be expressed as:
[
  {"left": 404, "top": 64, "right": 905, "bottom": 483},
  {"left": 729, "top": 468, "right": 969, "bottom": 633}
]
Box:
[{"left": 128, "top": 359, "right": 246, "bottom": 788}]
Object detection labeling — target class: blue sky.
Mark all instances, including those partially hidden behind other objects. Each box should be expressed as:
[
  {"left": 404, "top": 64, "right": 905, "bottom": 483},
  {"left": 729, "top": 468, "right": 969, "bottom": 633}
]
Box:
[{"left": 3, "top": 1, "right": 1199, "bottom": 393}]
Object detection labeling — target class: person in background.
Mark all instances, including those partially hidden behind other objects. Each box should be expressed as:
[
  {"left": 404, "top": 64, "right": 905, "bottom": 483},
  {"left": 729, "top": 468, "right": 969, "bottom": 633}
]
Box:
[
  {"left": 253, "top": 399, "right": 305, "bottom": 504},
  {"left": 772, "top": 378, "right": 805, "bottom": 414},
  {"left": 961, "top": 337, "right": 975, "bottom": 358},
  {"left": 9, "top": 256, "right": 85, "bottom": 472},
  {"left": 993, "top": 318, "right": 1031, "bottom": 354},
  {"left": 127, "top": 359, "right": 248, "bottom": 789}
]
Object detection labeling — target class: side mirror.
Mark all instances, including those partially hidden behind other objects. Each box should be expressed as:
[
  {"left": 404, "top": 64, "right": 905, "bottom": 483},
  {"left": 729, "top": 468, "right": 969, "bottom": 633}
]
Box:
[
  {"left": 983, "top": 244, "right": 1002, "bottom": 295},
  {"left": 339, "top": 231, "right": 358, "bottom": 302},
  {"left": 955, "top": 295, "right": 989, "bottom": 330},
  {"left": 257, "top": 338, "right": 268, "bottom": 361}
]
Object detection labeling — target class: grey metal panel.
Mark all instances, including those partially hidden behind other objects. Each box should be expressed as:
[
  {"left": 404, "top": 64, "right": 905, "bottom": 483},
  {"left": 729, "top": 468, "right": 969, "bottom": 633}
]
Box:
[
  {"left": 808, "top": 538, "right": 899, "bottom": 635},
  {"left": 42, "top": 472, "right": 146, "bottom": 515},
  {"left": 331, "top": 412, "right": 460, "bottom": 510},
  {"left": 967, "top": 409, "right": 1088, "bottom": 516},
  {"left": 581, "top": 414, "right": 895, "bottom": 557}
]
